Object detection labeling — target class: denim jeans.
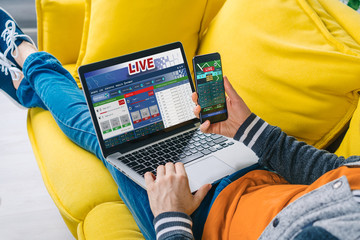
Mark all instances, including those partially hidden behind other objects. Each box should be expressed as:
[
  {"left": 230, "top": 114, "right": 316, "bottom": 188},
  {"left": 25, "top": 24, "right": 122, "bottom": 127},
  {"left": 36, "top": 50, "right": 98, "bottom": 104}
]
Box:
[{"left": 17, "top": 52, "right": 259, "bottom": 239}]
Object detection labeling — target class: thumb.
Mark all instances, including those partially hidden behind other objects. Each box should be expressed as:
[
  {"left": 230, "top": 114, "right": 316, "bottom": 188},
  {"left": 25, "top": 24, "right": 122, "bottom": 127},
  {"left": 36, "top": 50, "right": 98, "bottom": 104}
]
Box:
[
  {"left": 193, "top": 184, "right": 212, "bottom": 206},
  {"left": 223, "top": 76, "right": 239, "bottom": 101}
]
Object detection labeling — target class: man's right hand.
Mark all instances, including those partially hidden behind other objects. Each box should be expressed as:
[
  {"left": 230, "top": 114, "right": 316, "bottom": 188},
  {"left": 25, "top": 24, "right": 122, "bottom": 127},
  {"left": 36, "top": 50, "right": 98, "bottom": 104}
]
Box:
[{"left": 192, "top": 76, "right": 252, "bottom": 138}]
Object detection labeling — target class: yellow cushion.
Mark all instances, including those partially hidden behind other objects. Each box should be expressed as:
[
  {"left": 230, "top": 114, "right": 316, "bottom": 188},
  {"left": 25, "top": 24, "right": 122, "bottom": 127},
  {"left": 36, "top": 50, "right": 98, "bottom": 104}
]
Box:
[
  {"left": 73, "top": 0, "right": 209, "bottom": 82},
  {"left": 335, "top": 98, "right": 360, "bottom": 158},
  {"left": 36, "top": 0, "right": 85, "bottom": 65},
  {"left": 78, "top": 202, "right": 144, "bottom": 240},
  {"left": 27, "top": 108, "right": 121, "bottom": 237},
  {"left": 198, "top": 0, "right": 360, "bottom": 148}
]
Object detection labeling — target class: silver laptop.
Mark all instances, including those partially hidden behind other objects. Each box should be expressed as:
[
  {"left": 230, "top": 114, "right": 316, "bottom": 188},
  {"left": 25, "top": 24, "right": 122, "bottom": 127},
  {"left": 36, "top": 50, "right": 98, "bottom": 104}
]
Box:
[{"left": 78, "top": 42, "right": 258, "bottom": 192}]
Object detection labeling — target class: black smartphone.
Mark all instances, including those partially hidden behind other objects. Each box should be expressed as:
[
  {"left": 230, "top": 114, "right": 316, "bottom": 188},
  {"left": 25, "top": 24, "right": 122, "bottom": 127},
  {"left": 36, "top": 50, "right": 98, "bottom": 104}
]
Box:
[{"left": 193, "top": 52, "right": 228, "bottom": 124}]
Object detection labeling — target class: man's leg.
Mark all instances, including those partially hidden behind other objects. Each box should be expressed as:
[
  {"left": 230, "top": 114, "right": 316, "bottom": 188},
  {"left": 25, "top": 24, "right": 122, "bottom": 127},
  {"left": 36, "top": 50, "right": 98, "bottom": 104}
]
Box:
[{"left": 17, "top": 50, "right": 158, "bottom": 239}]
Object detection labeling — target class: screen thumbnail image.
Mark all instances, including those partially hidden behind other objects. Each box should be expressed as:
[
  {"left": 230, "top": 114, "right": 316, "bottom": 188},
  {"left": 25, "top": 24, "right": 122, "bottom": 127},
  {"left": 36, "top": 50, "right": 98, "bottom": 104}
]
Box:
[
  {"left": 110, "top": 117, "right": 121, "bottom": 130},
  {"left": 149, "top": 105, "right": 160, "bottom": 117},
  {"left": 120, "top": 114, "right": 131, "bottom": 127},
  {"left": 131, "top": 111, "right": 142, "bottom": 124},
  {"left": 140, "top": 108, "right": 151, "bottom": 120},
  {"left": 100, "top": 120, "right": 111, "bottom": 133}
]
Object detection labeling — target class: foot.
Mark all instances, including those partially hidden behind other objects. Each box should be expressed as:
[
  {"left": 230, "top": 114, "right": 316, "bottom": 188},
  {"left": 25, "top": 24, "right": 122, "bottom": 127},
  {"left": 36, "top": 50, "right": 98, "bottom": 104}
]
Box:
[
  {"left": 0, "top": 7, "right": 36, "bottom": 68},
  {"left": 0, "top": 52, "right": 23, "bottom": 103}
]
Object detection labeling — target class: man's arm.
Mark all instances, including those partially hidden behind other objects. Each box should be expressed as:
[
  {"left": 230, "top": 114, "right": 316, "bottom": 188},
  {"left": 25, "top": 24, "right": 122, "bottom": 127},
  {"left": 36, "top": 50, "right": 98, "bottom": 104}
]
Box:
[
  {"left": 145, "top": 163, "right": 211, "bottom": 240},
  {"left": 233, "top": 113, "right": 360, "bottom": 184},
  {"left": 153, "top": 212, "right": 193, "bottom": 240},
  {"left": 193, "top": 76, "right": 360, "bottom": 185}
]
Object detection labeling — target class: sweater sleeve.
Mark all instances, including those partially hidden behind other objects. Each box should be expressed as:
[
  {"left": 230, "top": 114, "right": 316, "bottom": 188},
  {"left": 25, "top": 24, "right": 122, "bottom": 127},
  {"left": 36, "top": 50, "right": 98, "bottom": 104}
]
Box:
[
  {"left": 234, "top": 113, "right": 360, "bottom": 184},
  {"left": 153, "top": 212, "right": 194, "bottom": 240}
]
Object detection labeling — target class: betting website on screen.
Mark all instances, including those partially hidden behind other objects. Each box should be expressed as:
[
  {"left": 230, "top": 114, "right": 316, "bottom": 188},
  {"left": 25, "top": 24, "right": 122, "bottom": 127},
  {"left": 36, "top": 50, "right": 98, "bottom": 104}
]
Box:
[{"left": 84, "top": 48, "right": 195, "bottom": 148}]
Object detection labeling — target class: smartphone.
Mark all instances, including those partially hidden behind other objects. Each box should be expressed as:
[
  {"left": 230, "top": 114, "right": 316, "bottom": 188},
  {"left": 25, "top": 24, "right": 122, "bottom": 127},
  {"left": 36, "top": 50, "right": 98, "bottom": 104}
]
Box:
[{"left": 193, "top": 52, "right": 228, "bottom": 124}]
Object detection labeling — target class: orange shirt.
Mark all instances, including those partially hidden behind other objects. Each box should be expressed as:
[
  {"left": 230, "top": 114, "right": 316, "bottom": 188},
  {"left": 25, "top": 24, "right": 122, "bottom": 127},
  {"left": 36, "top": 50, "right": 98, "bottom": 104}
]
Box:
[{"left": 202, "top": 166, "right": 360, "bottom": 240}]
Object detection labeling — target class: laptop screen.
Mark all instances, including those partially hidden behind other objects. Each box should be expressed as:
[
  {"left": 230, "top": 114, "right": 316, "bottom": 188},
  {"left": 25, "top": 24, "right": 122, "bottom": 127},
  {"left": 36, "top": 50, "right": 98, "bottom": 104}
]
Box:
[{"left": 80, "top": 43, "right": 196, "bottom": 151}]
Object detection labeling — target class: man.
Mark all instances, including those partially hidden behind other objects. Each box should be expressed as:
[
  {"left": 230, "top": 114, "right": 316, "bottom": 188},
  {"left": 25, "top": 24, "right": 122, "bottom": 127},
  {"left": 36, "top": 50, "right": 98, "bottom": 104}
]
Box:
[{"left": 1, "top": 7, "right": 359, "bottom": 240}]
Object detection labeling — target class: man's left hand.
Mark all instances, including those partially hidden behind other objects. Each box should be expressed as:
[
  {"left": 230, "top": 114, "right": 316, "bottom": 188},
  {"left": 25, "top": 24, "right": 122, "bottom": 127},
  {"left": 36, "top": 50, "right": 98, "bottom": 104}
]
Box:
[{"left": 145, "top": 162, "right": 212, "bottom": 218}]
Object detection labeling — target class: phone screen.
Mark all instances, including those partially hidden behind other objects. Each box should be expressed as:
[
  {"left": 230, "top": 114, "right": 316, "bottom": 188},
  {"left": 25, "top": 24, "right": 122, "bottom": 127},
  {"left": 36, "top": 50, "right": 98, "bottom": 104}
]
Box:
[{"left": 193, "top": 53, "right": 228, "bottom": 124}]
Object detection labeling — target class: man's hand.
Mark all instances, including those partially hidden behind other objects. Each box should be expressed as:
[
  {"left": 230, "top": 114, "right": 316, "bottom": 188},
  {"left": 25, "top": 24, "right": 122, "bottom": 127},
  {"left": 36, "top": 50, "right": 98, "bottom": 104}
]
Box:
[
  {"left": 192, "top": 76, "right": 252, "bottom": 138},
  {"left": 145, "top": 162, "right": 211, "bottom": 218}
]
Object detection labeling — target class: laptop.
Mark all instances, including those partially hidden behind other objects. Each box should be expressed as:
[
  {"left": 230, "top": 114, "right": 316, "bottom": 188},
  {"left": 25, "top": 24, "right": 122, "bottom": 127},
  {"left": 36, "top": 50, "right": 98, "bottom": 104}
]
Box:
[{"left": 78, "top": 42, "right": 258, "bottom": 192}]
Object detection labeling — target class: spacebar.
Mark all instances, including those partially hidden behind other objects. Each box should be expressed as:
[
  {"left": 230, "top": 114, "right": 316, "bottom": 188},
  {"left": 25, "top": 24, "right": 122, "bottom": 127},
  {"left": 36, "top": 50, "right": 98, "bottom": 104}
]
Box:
[{"left": 178, "top": 152, "right": 204, "bottom": 164}]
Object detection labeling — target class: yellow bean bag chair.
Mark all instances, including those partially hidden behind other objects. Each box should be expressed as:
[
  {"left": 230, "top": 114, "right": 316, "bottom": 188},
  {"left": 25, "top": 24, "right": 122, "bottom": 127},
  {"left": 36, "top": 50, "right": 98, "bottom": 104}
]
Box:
[{"left": 29, "top": 0, "right": 360, "bottom": 238}]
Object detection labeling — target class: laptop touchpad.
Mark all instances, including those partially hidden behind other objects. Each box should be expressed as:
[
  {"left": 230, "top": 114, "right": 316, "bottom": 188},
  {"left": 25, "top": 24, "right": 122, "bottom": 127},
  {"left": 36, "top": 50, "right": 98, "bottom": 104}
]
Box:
[{"left": 185, "top": 156, "right": 235, "bottom": 192}]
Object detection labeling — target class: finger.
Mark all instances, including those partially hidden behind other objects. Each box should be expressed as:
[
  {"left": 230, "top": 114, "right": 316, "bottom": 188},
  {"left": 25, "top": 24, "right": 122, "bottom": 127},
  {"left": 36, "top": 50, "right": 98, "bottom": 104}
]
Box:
[
  {"left": 174, "top": 162, "right": 187, "bottom": 176},
  {"left": 165, "top": 162, "right": 175, "bottom": 175},
  {"left": 193, "top": 104, "right": 201, "bottom": 118},
  {"left": 199, "top": 120, "right": 211, "bottom": 133},
  {"left": 144, "top": 172, "right": 155, "bottom": 187},
  {"left": 157, "top": 165, "right": 165, "bottom": 177},
  {"left": 191, "top": 92, "right": 198, "bottom": 104},
  {"left": 194, "top": 184, "right": 212, "bottom": 206},
  {"left": 223, "top": 76, "right": 240, "bottom": 101}
]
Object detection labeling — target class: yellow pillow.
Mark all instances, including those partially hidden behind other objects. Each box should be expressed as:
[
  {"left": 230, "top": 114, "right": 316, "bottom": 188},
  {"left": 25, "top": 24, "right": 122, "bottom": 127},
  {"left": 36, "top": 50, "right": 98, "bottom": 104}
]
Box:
[
  {"left": 74, "top": 0, "right": 209, "bottom": 81},
  {"left": 198, "top": 0, "right": 360, "bottom": 149},
  {"left": 335, "top": 98, "right": 360, "bottom": 158}
]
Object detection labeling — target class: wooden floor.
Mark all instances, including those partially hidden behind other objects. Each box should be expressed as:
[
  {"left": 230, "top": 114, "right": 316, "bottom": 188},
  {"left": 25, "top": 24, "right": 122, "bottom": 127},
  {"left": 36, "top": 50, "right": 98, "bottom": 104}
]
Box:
[{"left": 0, "top": 93, "right": 74, "bottom": 239}]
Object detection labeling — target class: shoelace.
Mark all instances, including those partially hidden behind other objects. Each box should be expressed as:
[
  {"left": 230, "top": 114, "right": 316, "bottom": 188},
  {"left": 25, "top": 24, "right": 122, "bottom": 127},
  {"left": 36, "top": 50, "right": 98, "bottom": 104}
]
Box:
[
  {"left": 1, "top": 20, "right": 36, "bottom": 60},
  {"left": 0, "top": 52, "right": 22, "bottom": 81}
]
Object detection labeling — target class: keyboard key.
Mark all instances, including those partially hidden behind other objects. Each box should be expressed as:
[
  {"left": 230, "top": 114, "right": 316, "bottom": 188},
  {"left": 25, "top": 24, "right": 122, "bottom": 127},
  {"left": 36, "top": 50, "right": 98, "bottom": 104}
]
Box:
[
  {"left": 202, "top": 144, "right": 209, "bottom": 149},
  {"left": 127, "top": 162, "right": 139, "bottom": 168},
  {"left": 214, "top": 137, "right": 227, "bottom": 144},
  {"left": 209, "top": 147, "right": 217, "bottom": 152},
  {"left": 211, "top": 135, "right": 222, "bottom": 140},
  {"left": 185, "top": 151, "right": 193, "bottom": 156},
  {"left": 190, "top": 149, "right": 198, "bottom": 154},
  {"left": 175, "top": 149, "right": 183, "bottom": 154},
  {"left": 228, "top": 141, "right": 234, "bottom": 145},
  {"left": 179, "top": 152, "right": 204, "bottom": 164},
  {"left": 120, "top": 159, "right": 130, "bottom": 164},
  {"left": 201, "top": 149, "right": 212, "bottom": 155},
  {"left": 138, "top": 167, "right": 154, "bottom": 175},
  {"left": 133, "top": 164, "right": 144, "bottom": 171},
  {"left": 215, "top": 145, "right": 223, "bottom": 150}
]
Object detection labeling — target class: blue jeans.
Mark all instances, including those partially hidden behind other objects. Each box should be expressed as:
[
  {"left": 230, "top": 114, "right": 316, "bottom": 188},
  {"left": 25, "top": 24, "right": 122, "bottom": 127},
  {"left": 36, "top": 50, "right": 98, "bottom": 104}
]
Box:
[{"left": 17, "top": 52, "right": 259, "bottom": 239}]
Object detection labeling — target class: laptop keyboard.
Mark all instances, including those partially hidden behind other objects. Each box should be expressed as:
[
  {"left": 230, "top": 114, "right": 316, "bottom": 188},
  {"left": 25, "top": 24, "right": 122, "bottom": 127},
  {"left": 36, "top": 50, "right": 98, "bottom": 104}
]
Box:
[{"left": 117, "top": 129, "right": 234, "bottom": 176}]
